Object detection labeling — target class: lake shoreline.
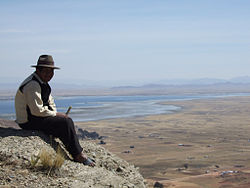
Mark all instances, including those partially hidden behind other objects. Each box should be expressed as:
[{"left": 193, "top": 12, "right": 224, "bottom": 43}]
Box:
[{"left": 1, "top": 93, "right": 250, "bottom": 122}]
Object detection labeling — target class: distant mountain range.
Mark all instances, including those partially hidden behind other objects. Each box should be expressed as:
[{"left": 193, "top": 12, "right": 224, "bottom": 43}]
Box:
[
  {"left": 111, "top": 76, "right": 250, "bottom": 89},
  {"left": 1, "top": 76, "right": 250, "bottom": 90},
  {"left": 151, "top": 76, "right": 250, "bottom": 86},
  {"left": 229, "top": 76, "right": 250, "bottom": 83}
]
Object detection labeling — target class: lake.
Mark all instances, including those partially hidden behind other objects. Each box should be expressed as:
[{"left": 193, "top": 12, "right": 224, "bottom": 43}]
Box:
[{"left": 0, "top": 93, "right": 249, "bottom": 122}]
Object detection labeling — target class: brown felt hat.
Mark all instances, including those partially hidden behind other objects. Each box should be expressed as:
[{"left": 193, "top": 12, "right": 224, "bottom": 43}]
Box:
[{"left": 31, "top": 55, "right": 60, "bottom": 69}]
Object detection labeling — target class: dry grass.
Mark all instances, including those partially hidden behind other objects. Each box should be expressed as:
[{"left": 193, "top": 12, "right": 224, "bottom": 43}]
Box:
[
  {"left": 39, "top": 148, "right": 54, "bottom": 169},
  {"left": 30, "top": 146, "right": 65, "bottom": 176},
  {"left": 53, "top": 146, "right": 65, "bottom": 169}
]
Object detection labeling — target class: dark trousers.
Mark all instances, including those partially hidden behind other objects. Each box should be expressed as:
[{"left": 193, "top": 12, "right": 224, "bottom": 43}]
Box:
[{"left": 19, "top": 116, "right": 83, "bottom": 158}]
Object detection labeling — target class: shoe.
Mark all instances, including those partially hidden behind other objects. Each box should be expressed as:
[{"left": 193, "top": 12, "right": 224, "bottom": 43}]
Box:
[
  {"left": 83, "top": 157, "right": 95, "bottom": 166},
  {"left": 74, "top": 152, "right": 95, "bottom": 167}
]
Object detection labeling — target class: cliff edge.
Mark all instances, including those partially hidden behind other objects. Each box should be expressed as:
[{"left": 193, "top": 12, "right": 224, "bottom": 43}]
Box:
[{"left": 0, "top": 119, "right": 146, "bottom": 188}]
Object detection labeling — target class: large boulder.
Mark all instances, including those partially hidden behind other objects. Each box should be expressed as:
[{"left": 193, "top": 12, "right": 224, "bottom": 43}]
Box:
[{"left": 0, "top": 120, "right": 146, "bottom": 188}]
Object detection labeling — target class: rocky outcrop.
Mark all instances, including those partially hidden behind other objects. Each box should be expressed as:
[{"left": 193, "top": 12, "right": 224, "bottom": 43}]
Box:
[
  {"left": 0, "top": 120, "right": 146, "bottom": 188},
  {"left": 76, "top": 126, "right": 101, "bottom": 140}
]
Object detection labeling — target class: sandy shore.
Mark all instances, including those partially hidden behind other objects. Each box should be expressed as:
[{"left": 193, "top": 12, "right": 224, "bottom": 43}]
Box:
[{"left": 76, "top": 96, "right": 250, "bottom": 187}]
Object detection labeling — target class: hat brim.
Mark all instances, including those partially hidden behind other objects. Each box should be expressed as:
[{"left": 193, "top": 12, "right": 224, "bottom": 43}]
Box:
[{"left": 31, "top": 65, "right": 60, "bottom": 69}]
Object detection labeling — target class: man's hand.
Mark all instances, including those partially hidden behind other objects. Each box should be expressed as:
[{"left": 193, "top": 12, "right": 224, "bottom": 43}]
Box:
[{"left": 56, "top": 112, "right": 68, "bottom": 118}]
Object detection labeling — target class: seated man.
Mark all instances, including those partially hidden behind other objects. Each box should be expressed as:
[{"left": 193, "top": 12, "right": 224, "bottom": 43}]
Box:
[{"left": 15, "top": 54, "right": 95, "bottom": 167}]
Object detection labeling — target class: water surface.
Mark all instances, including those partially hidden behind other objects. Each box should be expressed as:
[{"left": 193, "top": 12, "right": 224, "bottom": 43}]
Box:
[{"left": 1, "top": 93, "right": 249, "bottom": 122}]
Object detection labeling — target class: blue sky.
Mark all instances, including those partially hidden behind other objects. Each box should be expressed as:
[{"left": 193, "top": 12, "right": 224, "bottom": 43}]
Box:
[{"left": 0, "top": 0, "right": 250, "bottom": 86}]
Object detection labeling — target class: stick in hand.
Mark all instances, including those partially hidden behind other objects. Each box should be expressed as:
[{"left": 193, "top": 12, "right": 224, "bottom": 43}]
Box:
[{"left": 66, "top": 106, "right": 72, "bottom": 115}]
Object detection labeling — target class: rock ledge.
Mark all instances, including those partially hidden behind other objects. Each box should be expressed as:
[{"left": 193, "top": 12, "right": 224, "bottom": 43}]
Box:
[{"left": 0, "top": 120, "right": 146, "bottom": 188}]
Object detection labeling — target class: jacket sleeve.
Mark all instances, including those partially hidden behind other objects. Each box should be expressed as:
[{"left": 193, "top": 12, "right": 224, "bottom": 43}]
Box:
[
  {"left": 48, "top": 95, "right": 57, "bottom": 112},
  {"left": 23, "top": 81, "right": 57, "bottom": 117}
]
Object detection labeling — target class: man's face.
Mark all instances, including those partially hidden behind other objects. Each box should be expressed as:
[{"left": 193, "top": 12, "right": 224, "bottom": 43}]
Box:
[{"left": 37, "top": 67, "right": 54, "bottom": 83}]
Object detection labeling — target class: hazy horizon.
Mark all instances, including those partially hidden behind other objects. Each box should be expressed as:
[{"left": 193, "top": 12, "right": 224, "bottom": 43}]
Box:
[
  {"left": 1, "top": 76, "right": 250, "bottom": 90},
  {"left": 1, "top": 0, "right": 249, "bottom": 86}
]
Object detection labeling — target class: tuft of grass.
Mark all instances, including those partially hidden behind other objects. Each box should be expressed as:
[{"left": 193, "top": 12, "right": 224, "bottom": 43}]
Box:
[
  {"left": 30, "top": 155, "right": 40, "bottom": 168},
  {"left": 39, "top": 148, "right": 54, "bottom": 170},
  {"left": 30, "top": 146, "right": 65, "bottom": 176},
  {"left": 53, "top": 146, "right": 65, "bottom": 169}
]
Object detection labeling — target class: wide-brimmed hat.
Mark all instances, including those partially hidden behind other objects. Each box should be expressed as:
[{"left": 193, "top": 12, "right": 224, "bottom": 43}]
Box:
[{"left": 31, "top": 55, "right": 60, "bottom": 69}]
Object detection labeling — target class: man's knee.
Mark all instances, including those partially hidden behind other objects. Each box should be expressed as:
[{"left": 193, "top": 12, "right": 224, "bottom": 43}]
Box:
[{"left": 61, "top": 117, "right": 75, "bottom": 129}]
